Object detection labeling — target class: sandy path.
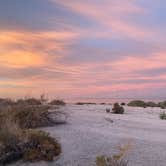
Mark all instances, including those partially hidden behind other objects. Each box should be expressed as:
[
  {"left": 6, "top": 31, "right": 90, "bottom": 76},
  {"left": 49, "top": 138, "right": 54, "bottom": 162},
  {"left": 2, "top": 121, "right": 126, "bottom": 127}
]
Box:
[{"left": 13, "top": 104, "right": 166, "bottom": 166}]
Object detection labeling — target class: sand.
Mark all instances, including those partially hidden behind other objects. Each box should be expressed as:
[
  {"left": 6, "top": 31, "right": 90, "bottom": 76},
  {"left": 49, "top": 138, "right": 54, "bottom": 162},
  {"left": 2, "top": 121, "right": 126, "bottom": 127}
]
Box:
[{"left": 13, "top": 104, "right": 166, "bottom": 166}]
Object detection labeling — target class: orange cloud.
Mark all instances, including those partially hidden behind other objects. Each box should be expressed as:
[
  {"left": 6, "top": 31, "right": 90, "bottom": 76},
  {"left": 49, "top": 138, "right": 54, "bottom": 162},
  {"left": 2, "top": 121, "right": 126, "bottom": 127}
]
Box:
[
  {"left": 0, "top": 30, "right": 78, "bottom": 68},
  {"left": 0, "top": 51, "right": 44, "bottom": 68}
]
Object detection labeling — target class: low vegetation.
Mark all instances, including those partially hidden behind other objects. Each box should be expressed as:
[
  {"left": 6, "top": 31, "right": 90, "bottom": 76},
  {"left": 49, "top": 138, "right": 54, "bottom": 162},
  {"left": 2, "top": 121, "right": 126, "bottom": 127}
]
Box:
[
  {"left": 112, "top": 103, "right": 124, "bottom": 114},
  {"left": 16, "top": 98, "right": 42, "bottom": 106},
  {"left": 128, "top": 100, "right": 166, "bottom": 109},
  {"left": 13, "top": 105, "right": 55, "bottom": 129},
  {"left": 159, "top": 111, "right": 166, "bottom": 120},
  {"left": 127, "top": 100, "right": 147, "bottom": 108},
  {"left": 49, "top": 99, "right": 66, "bottom": 106},
  {"left": 96, "top": 143, "right": 131, "bottom": 166},
  {"left": 0, "top": 97, "right": 65, "bottom": 164},
  {"left": 158, "top": 101, "right": 166, "bottom": 109},
  {"left": 0, "top": 120, "right": 61, "bottom": 164},
  {"left": 23, "top": 130, "right": 61, "bottom": 162},
  {"left": 76, "top": 102, "right": 96, "bottom": 105}
]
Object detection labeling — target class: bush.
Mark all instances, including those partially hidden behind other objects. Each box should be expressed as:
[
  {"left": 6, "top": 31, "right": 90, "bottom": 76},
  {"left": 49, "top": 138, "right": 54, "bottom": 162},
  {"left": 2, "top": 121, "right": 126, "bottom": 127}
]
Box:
[
  {"left": 23, "top": 130, "right": 61, "bottom": 162},
  {"left": 0, "top": 119, "right": 23, "bottom": 164},
  {"left": 96, "top": 156, "right": 128, "bottom": 166},
  {"left": 106, "top": 108, "right": 110, "bottom": 113},
  {"left": 0, "top": 98, "right": 15, "bottom": 106},
  {"left": 76, "top": 102, "right": 96, "bottom": 105},
  {"left": 159, "top": 111, "right": 166, "bottom": 120},
  {"left": 146, "top": 101, "right": 158, "bottom": 107},
  {"left": 158, "top": 101, "right": 166, "bottom": 109},
  {"left": 12, "top": 105, "right": 55, "bottom": 129},
  {"left": 121, "top": 103, "right": 126, "bottom": 106},
  {"left": 96, "top": 143, "right": 130, "bottom": 166},
  {"left": 0, "top": 105, "right": 55, "bottom": 129},
  {"left": 112, "top": 103, "right": 124, "bottom": 114},
  {"left": 127, "top": 100, "right": 147, "bottom": 108},
  {"left": 49, "top": 100, "right": 66, "bottom": 106},
  {"left": 16, "top": 98, "right": 42, "bottom": 106},
  {"left": 0, "top": 117, "right": 61, "bottom": 164}
]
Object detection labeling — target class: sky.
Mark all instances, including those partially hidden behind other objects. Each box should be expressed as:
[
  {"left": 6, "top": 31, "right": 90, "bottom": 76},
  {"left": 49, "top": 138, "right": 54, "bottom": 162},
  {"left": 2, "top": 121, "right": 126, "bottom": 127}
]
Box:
[{"left": 0, "top": 0, "right": 166, "bottom": 100}]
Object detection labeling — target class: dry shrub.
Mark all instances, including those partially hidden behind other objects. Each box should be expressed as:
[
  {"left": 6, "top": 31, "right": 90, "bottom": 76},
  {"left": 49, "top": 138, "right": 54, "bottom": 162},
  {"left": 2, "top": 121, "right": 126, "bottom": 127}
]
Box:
[
  {"left": 0, "top": 119, "right": 61, "bottom": 164},
  {"left": 96, "top": 143, "right": 131, "bottom": 166},
  {"left": 49, "top": 100, "right": 66, "bottom": 106},
  {"left": 23, "top": 130, "right": 61, "bottom": 162},
  {"left": 16, "top": 98, "right": 42, "bottom": 106},
  {"left": 7, "top": 105, "right": 54, "bottom": 129},
  {"left": 96, "top": 156, "right": 128, "bottom": 166},
  {"left": 112, "top": 103, "right": 124, "bottom": 114},
  {"left": 0, "top": 118, "right": 24, "bottom": 164}
]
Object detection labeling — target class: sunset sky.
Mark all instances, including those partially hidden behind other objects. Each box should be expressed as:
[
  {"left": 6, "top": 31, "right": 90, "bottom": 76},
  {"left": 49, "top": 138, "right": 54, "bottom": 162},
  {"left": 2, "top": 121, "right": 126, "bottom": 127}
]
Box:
[{"left": 0, "top": 0, "right": 166, "bottom": 100}]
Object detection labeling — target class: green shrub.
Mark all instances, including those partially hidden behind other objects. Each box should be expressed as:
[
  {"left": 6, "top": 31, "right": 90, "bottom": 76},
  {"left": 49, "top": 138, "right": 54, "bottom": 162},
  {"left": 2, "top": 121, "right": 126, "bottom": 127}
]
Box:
[
  {"left": 159, "top": 111, "right": 166, "bottom": 120},
  {"left": 75, "top": 102, "right": 96, "bottom": 105},
  {"left": 158, "top": 101, "right": 166, "bottom": 109},
  {"left": 146, "top": 101, "right": 157, "bottom": 107},
  {"left": 127, "top": 100, "right": 147, "bottom": 108},
  {"left": 112, "top": 103, "right": 124, "bottom": 114},
  {"left": 49, "top": 100, "right": 66, "bottom": 106}
]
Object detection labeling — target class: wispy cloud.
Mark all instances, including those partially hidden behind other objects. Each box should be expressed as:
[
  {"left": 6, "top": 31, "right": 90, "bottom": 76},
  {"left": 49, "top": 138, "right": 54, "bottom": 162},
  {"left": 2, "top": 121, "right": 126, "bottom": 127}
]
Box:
[{"left": 0, "top": 0, "right": 166, "bottom": 99}]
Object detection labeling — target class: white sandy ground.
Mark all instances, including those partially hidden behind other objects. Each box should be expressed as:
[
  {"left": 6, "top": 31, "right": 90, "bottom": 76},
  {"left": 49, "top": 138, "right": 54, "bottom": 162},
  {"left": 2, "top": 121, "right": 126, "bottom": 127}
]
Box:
[{"left": 12, "top": 104, "right": 166, "bottom": 166}]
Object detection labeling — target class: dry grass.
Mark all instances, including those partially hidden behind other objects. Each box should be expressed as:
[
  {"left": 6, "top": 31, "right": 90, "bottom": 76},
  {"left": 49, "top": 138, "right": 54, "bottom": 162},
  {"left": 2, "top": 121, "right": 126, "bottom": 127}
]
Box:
[{"left": 96, "top": 143, "right": 131, "bottom": 166}]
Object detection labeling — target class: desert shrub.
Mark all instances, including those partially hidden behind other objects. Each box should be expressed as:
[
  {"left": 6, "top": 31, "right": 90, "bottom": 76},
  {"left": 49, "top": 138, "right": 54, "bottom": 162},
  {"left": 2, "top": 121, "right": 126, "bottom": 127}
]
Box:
[
  {"left": 96, "top": 143, "right": 130, "bottom": 166},
  {"left": 96, "top": 156, "right": 128, "bottom": 166},
  {"left": 112, "top": 103, "right": 124, "bottom": 114},
  {"left": 16, "top": 98, "right": 42, "bottom": 106},
  {"left": 0, "top": 128, "right": 61, "bottom": 164},
  {"left": 0, "top": 98, "right": 15, "bottom": 106},
  {"left": 0, "top": 104, "right": 67, "bottom": 129},
  {"left": 127, "top": 100, "right": 147, "bottom": 108},
  {"left": 76, "top": 102, "right": 84, "bottom": 105},
  {"left": 49, "top": 99, "right": 66, "bottom": 106},
  {"left": 0, "top": 117, "right": 61, "bottom": 164},
  {"left": 159, "top": 111, "right": 166, "bottom": 120},
  {"left": 158, "top": 101, "right": 166, "bottom": 109},
  {"left": 23, "top": 130, "right": 61, "bottom": 162},
  {"left": 106, "top": 108, "right": 110, "bottom": 113},
  {"left": 0, "top": 119, "right": 24, "bottom": 164},
  {"left": 76, "top": 102, "right": 96, "bottom": 105},
  {"left": 11, "top": 105, "right": 55, "bottom": 129},
  {"left": 146, "top": 101, "right": 157, "bottom": 107}
]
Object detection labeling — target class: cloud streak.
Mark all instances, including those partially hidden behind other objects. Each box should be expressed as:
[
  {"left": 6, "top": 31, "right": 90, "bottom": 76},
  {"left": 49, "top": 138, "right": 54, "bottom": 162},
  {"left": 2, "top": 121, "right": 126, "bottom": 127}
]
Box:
[{"left": 0, "top": 0, "right": 166, "bottom": 99}]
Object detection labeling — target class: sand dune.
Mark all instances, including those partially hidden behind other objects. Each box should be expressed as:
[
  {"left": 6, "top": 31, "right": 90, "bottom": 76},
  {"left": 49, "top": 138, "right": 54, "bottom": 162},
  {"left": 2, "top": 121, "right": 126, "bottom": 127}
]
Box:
[{"left": 13, "top": 104, "right": 166, "bottom": 166}]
